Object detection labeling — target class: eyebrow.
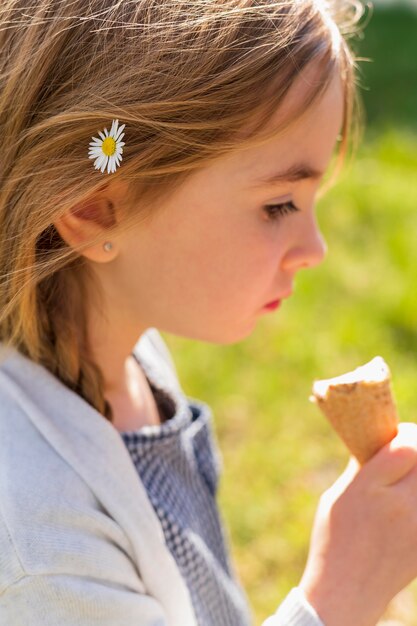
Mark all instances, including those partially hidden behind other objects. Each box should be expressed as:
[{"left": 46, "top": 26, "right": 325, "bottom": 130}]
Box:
[{"left": 250, "top": 163, "right": 325, "bottom": 187}]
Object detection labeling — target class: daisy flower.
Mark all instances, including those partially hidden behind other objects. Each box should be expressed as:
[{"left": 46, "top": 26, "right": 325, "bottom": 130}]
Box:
[{"left": 88, "top": 119, "right": 126, "bottom": 174}]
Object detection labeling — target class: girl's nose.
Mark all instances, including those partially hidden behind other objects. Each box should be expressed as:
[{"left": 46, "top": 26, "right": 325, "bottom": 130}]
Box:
[{"left": 281, "top": 220, "right": 327, "bottom": 272}]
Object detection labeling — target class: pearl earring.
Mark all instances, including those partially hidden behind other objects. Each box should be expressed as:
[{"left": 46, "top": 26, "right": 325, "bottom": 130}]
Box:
[{"left": 103, "top": 241, "right": 113, "bottom": 252}]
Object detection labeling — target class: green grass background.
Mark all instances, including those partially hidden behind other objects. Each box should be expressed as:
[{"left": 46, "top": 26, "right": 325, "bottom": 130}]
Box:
[{"left": 163, "top": 4, "right": 417, "bottom": 624}]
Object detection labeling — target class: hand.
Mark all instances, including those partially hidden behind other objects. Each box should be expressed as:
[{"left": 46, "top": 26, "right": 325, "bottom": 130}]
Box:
[{"left": 299, "top": 422, "right": 417, "bottom": 626}]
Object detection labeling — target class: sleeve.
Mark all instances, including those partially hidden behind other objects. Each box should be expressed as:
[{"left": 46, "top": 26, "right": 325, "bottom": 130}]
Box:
[
  {"left": 0, "top": 573, "right": 169, "bottom": 626},
  {"left": 261, "top": 587, "right": 325, "bottom": 626}
]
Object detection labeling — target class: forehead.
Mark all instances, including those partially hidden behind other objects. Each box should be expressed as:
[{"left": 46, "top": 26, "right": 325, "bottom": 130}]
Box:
[{"left": 226, "top": 63, "right": 345, "bottom": 188}]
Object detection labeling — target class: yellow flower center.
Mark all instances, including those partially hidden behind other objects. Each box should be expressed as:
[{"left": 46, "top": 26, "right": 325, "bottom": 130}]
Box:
[{"left": 101, "top": 137, "right": 116, "bottom": 157}]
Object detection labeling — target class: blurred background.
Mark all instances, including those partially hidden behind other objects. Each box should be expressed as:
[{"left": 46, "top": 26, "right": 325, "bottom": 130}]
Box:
[{"left": 163, "top": 2, "right": 417, "bottom": 624}]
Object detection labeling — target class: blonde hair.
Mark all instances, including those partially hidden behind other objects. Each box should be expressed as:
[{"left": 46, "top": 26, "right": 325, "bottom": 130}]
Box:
[{"left": 0, "top": 0, "right": 364, "bottom": 422}]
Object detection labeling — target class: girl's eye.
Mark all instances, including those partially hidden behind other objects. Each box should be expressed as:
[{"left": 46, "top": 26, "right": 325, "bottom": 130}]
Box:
[{"left": 263, "top": 200, "right": 301, "bottom": 221}]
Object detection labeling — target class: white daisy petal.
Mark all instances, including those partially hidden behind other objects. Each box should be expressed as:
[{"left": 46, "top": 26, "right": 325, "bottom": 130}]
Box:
[
  {"left": 94, "top": 155, "right": 105, "bottom": 169},
  {"left": 116, "top": 124, "right": 125, "bottom": 140},
  {"left": 89, "top": 119, "right": 126, "bottom": 173}
]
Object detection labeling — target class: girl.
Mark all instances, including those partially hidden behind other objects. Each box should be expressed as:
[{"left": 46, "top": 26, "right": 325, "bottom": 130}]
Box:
[{"left": 1, "top": 1, "right": 417, "bottom": 625}]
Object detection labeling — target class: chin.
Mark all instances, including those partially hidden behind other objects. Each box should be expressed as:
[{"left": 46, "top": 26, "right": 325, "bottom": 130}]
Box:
[
  {"left": 180, "top": 321, "right": 257, "bottom": 346},
  {"left": 159, "top": 313, "right": 258, "bottom": 345}
]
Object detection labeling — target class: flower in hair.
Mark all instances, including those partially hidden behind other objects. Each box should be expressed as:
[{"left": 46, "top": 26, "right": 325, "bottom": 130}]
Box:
[{"left": 88, "top": 119, "right": 126, "bottom": 174}]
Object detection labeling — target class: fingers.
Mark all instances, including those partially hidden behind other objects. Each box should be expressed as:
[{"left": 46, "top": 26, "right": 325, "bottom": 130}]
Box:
[
  {"left": 321, "top": 456, "right": 360, "bottom": 504},
  {"left": 320, "top": 423, "right": 417, "bottom": 507},
  {"left": 362, "top": 422, "right": 417, "bottom": 486},
  {"left": 335, "top": 455, "right": 360, "bottom": 490}
]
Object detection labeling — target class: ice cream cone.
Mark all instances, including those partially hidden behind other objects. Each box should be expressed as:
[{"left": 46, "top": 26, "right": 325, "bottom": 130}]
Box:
[{"left": 311, "top": 356, "right": 399, "bottom": 465}]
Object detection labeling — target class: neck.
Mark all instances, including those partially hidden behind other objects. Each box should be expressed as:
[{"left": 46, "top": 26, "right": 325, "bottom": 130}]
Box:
[{"left": 85, "top": 297, "right": 147, "bottom": 395}]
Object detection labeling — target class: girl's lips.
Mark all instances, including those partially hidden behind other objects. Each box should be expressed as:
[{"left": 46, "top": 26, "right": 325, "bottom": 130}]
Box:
[
  {"left": 262, "top": 290, "right": 293, "bottom": 311},
  {"left": 263, "top": 299, "right": 281, "bottom": 311}
]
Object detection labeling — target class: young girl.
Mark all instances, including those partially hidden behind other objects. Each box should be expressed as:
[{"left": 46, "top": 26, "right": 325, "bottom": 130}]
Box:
[{"left": 2, "top": 1, "right": 417, "bottom": 625}]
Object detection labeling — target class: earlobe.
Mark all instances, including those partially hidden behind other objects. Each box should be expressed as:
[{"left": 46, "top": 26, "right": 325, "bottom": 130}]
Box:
[{"left": 53, "top": 196, "right": 118, "bottom": 263}]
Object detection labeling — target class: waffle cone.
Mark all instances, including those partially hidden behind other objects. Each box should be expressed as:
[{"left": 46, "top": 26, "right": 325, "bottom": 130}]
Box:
[{"left": 311, "top": 357, "right": 399, "bottom": 465}]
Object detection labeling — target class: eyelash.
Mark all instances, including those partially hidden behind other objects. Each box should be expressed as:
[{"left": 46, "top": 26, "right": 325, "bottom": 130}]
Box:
[{"left": 263, "top": 200, "right": 301, "bottom": 221}]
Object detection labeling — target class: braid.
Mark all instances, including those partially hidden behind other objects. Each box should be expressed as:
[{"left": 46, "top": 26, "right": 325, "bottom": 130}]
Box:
[
  {"left": 0, "top": 225, "right": 113, "bottom": 423},
  {"left": 41, "top": 254, "right": 114, "bottom": 423}
]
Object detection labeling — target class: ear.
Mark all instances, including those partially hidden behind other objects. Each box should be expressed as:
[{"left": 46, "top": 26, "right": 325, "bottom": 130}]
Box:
[{"left": 54, "top": 194, "right": 118, "bottom": 263}]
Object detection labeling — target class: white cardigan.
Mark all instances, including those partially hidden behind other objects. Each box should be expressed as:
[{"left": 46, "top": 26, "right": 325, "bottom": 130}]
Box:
[{"left": 0, "top": 329, "right": 323, "bottom": 626}]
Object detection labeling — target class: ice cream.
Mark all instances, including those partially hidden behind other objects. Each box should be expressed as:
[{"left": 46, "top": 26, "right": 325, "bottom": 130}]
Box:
[{"left": 311, "top": 356, "right": 399, "bottom": 464}]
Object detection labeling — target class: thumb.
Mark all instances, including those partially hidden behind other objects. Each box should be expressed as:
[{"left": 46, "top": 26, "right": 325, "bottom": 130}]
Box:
[
  {"left": 323, "top": 456, "right": 361, "bottom": 502},
  {"left": 363, "top": 422, "right": 417, "bottom": 486}
]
